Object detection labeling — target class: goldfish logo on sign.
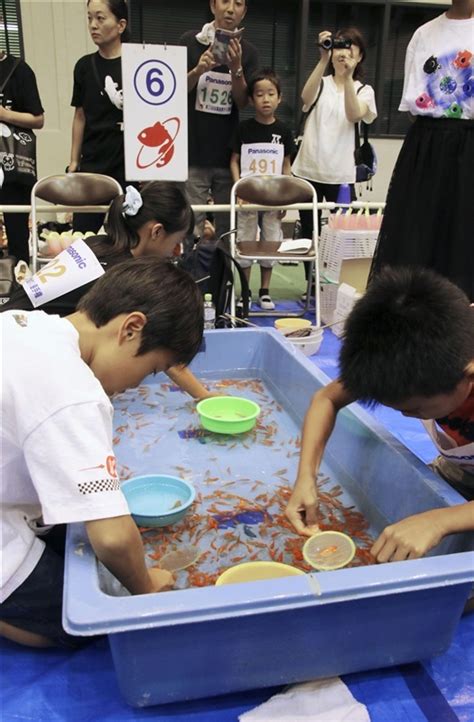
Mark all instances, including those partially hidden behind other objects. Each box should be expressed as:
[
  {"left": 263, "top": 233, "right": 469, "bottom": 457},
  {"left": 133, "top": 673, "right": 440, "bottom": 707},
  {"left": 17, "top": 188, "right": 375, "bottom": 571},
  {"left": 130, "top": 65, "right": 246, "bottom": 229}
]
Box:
[{"left": 136, "top": 117, "right": 180, "bottom": 169}]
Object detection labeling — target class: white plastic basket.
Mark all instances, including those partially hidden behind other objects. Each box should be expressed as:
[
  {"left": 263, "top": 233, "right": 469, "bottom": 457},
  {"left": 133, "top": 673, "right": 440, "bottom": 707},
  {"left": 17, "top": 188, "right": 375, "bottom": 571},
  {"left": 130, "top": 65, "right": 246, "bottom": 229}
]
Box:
[
  {"left": 319, "top": 283, "right": 338, "bottom": 325},
  {"left": 319, "top": 225, "right": 378, "bottom": 284}
]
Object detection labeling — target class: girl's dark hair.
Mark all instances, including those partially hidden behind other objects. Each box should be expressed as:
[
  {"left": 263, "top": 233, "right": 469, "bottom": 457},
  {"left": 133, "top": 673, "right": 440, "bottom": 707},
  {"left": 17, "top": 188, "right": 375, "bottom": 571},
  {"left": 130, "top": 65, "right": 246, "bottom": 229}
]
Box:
[
  {"left": 330, "top": 26, "right": 367, "bottom": 82},
  {"left": 101, "top": 181, "right": 193, "bottom": 255},
  {"left": 248, "top": 68, "right": 281, "bottom": 98},
  {"left": 339, "top": 267, "right": 474, "bottom": 407},
  {"left": 87, "top": 0, "right": 130, "bottom": 42},
  {"left": 77, "top": 258, "right": 204, "bottom": 365}
]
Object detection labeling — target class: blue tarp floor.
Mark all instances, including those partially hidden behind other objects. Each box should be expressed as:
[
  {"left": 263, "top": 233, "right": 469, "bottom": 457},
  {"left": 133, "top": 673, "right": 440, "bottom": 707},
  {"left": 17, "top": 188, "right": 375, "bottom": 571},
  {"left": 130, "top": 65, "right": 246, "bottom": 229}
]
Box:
[{"left": 1, "top": 308, "right": 473, "bottom": 722}]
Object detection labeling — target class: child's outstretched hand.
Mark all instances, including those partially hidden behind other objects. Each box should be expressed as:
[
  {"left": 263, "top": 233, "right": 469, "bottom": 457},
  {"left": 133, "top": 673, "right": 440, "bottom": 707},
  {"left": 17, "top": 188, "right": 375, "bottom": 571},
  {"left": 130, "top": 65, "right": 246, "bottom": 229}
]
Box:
[
  {"left": 370, "top": 509, "right": 447, "bottom": 562},
  {"left": 148, "top": 567, "right": 175, "bottom": 592},
  {"left": 285, "top": 477, "right": 320, "bottom": 537}
]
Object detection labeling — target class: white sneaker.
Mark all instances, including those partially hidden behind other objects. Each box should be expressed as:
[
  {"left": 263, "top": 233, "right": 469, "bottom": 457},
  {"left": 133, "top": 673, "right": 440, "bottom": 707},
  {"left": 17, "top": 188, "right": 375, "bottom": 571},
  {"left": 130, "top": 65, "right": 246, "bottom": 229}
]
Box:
[{"left": 259, "top": 293, "right": 275, "bottom": 310}]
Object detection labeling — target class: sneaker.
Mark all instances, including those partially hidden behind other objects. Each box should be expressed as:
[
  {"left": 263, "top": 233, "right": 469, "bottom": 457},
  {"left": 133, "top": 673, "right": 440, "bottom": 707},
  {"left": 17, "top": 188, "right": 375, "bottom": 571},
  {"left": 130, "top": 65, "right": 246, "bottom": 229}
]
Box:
[
  {"left": 259, "top": 293, "right": 275, "bottom": 310},
  {"left": 236, "top": 292, "right": 252, "bottom": 310}
]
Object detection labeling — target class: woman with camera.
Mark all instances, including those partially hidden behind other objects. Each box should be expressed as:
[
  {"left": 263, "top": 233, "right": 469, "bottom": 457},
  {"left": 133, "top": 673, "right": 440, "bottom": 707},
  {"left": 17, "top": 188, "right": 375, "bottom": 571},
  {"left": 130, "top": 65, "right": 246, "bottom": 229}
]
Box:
[{"left": 292, "top": 28, "right": 377, "bottom": 297}]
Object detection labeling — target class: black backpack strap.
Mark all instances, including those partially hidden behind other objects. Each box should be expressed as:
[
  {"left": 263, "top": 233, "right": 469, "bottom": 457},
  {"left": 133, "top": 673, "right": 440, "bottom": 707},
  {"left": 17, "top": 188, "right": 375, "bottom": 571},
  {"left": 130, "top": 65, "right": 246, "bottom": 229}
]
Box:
[
  {"left": 0, "top": 57, "right": 21, "bottom": 96},
  {"left": 90, "top": 54, "right": 104, "bottom": 96},
  {"left": 354, "top": 84, "right": 367, "bottom": 151},
  {"left": 296, "top": 80, "right": 324, "bottom": 139}
]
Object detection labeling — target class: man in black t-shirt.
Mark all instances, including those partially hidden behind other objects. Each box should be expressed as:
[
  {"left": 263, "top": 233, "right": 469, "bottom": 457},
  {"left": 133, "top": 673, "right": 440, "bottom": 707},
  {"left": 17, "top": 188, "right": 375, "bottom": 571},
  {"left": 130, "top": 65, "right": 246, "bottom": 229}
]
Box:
[
  {"left": 0, "top": 53, "right": 44, "bottom": 263},
  {"left": 179, "top": 0, "right": 258, "bottom": 242}
]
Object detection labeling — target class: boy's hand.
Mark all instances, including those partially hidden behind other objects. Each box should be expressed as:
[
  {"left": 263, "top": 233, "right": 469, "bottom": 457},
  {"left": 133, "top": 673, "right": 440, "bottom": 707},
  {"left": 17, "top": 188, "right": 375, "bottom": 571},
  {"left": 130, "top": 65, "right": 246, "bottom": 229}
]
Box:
[
  {"left": 148, "top": 567, "right": 175, "bottom": 592},
  {"left": 371, "top": 510, "right": 447, "bottom": 562},
  {"left": 227, "top": 38, "right": 242, "bottom": 74},
  {"left": 285, "top": 477, "right": 320, "bottom": 536}
]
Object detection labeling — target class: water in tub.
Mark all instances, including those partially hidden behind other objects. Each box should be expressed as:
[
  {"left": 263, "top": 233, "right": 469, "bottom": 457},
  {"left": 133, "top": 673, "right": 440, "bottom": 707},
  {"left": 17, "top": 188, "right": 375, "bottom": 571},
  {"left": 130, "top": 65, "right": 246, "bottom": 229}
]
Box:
[{"left": 101, "top": 377, "right": 379, "bottom": 594}]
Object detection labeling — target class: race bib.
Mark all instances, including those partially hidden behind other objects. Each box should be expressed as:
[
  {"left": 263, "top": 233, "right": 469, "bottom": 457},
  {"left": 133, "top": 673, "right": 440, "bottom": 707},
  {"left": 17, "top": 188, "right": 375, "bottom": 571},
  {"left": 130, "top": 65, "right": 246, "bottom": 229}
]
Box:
[
  {"left": 23, "top": 240, "right": 105, "bottom": 308},
  {"left": 195, "top": 71, "right": 232, "bottom": 115},
  {"left": 240, "top": 142, "right": 284, "bottom": 178}
]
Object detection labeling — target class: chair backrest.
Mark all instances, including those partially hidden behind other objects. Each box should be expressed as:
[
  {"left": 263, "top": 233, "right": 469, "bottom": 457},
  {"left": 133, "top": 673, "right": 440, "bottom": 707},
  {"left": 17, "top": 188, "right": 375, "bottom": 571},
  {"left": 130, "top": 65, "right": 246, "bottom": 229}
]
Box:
[
  {"left": 33, "top": 172, "right": 123, "bottom": 206},
  {"left": 234, "top": 175, "right": 314, "bottom": 206}
]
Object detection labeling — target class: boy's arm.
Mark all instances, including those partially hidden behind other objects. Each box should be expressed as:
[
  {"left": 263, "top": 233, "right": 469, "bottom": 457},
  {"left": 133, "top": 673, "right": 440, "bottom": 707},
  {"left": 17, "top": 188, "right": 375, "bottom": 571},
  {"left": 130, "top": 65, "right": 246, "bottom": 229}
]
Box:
[
  {"left": 371, "top": 502, "right": 474, "bottom": 562},
  {"left": 282, "top": 155, "right": 292, "bottom": 176},
  {"left": 230, "top": 152, "right": 241, "bottom": 184},
  {"left": 85, "top": 515, "right": 174, "bottom": 594},
  {"left": 285, "top": 380, "right": 353, "bottom": 535},
  {"left": 166, "top": 365, "right": 215, "bottom": 400}
]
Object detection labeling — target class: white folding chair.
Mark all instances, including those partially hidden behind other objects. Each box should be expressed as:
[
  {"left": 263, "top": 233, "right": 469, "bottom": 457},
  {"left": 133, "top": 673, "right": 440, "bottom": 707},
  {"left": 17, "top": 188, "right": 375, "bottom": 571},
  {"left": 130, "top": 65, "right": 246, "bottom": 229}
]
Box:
[
  {"left": 31, "top": 173, "right": 123, "bottom": 272},
  {"left": 229, "top": 174, "right": 320, "bottom": 326}
]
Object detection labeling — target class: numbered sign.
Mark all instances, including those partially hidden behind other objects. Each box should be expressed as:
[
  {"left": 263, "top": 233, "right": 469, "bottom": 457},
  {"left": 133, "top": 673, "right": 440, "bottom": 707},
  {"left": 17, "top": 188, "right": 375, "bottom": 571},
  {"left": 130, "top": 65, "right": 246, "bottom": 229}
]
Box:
[
  {"left": 122, "top": 44, "right": 188, "bottom": 182},
  {"left": 23, "top": 240, "right": 104, "bottom": 308}
]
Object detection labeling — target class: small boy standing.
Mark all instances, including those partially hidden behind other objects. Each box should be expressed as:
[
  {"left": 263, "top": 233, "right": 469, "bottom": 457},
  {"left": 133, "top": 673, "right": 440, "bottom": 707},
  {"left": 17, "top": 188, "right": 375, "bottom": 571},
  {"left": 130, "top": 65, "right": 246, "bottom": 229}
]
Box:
[
  {"left": 230, "top": 69, "right": 293, "bottom": 310},
  {"left": 0, "top": 258, "right": 204, "bottom": 648}
]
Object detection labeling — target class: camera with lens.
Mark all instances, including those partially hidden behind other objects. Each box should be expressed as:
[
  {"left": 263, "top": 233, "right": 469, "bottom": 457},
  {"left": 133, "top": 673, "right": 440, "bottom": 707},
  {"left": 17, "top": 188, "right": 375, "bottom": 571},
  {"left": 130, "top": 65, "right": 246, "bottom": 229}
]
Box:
[{"left": 319, "top": 37, "right": 352, "bottom": 51}]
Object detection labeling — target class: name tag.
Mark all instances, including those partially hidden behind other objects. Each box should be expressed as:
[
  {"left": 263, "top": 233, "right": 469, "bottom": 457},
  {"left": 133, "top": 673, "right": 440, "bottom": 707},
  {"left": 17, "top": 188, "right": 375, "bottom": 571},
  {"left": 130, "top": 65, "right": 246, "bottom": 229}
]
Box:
[
  {"left": 240, "top": 142, "right": 284, "bottom": 177},
  {"left": 195, "top": 71, "right": 232, "bottom": 115},
  {"left": 23, "top": 240, "right": 105, "bottom": 308}
]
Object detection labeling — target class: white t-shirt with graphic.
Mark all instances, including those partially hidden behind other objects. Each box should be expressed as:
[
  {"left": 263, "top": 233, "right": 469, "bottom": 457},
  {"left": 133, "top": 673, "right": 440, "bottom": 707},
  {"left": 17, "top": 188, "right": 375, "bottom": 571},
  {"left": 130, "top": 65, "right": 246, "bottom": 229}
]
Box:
[
  {"left": 399, "top": 13, "right": 474, "bottom": 119},
  {"left": 292, "top": 76, "right": 377, "bottom": 184},
  {"left": 0, "top": 311, "right": 129, "bottom": 602}
]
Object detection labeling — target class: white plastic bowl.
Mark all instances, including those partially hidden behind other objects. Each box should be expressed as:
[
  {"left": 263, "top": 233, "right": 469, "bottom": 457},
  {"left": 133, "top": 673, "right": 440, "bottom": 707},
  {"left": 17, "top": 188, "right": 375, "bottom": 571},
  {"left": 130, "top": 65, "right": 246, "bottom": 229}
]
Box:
[{"left": 281, "top": 326, "right": 324, "bottom": 356}]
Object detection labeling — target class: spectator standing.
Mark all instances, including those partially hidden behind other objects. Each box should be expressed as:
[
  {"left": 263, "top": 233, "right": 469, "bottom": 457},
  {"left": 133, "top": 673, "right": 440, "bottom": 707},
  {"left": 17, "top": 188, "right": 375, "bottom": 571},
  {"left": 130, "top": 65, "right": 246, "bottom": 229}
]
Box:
[
  {"left": 180, "top": 0, "right": 258, "bottom": 242},
  {"left": 370, "top": 0, "right": 474, "bottom": 301},
  {"left": 230, "top": 69, "right": 293, "bottom": 310},
  {"left": 69, "top": 0, "right": 128, "bottom": 234},
  {"left": 0, "top": 51, "right": 44, "bottom": 264},
  {"left": 292, "top": 27, "right": 377, "bottom": 298}
]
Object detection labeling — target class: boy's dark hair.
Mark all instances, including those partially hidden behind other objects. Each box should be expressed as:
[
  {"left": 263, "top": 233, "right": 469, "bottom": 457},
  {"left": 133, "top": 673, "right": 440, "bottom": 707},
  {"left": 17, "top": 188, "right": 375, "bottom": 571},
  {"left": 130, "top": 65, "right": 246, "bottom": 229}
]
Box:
[
  {"left": 77, "top": 258, "right": 204, "bottom": 365},
  {"left": 103, "top": 181, "right": 193, "bottom": 256},
  {"left": 339, "top": 267, "right": 474, "bottom": 406},
  {"left": 330, "top": 27, "right": 366, "bottom": 81},
  {"left": 248, "top": 68, "right": 281, "bottom": 98}
]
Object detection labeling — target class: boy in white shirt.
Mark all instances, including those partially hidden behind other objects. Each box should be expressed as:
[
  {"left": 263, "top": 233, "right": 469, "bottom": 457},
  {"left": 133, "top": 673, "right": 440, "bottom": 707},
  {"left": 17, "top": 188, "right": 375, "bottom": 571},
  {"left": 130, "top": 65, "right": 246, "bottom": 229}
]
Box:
[{"left": 0, "top": 258, "right": 204, "bottom": 648}]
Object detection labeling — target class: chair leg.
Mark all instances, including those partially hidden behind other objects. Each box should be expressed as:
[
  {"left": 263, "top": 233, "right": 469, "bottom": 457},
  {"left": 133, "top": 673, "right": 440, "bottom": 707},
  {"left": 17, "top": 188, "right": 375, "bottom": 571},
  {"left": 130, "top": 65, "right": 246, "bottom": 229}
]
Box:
[{"left": 247, "top": 260, "right": 315, "bottom": 319}]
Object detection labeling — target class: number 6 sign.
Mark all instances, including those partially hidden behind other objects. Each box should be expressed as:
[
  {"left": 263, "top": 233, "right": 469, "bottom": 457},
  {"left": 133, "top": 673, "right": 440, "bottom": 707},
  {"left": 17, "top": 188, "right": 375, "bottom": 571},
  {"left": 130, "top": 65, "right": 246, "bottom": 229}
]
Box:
[
  {"left": 133, "top": 59, "right": 176, "bottom": 106},
  {"left": 122, "top": 44, "right": 188, "bottom": 182}
]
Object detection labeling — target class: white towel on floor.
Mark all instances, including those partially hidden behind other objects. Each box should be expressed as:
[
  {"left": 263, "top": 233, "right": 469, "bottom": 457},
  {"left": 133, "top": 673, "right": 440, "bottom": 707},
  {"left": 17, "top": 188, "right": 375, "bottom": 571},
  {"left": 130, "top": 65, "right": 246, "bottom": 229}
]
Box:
[{"left": 239, "top": 678, "right": 370, "bottom": 722}]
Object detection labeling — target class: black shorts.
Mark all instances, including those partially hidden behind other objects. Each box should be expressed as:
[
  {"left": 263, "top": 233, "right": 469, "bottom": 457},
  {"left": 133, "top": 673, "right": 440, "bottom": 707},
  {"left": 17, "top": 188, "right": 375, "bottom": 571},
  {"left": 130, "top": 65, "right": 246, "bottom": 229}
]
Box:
[{"left": 0, "top": 525, "right": 91, "bottom": 649}]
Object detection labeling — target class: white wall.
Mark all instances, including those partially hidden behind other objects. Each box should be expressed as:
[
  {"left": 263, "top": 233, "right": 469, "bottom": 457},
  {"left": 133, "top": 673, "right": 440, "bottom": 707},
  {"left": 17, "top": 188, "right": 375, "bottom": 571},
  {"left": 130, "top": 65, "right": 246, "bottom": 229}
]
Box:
[{"left": 21, "top": 0, "right": 95, "bottom": 179}]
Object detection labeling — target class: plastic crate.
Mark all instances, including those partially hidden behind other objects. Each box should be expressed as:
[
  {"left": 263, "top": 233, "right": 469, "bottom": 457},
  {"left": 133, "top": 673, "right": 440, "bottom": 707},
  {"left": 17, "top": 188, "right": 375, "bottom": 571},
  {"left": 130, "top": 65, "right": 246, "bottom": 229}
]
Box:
[
  {"left": 319, "top": 282, "right": 338, "bottom": 325},
  {"left": 319, "top": 225, "right": 378, "bottom": 283},
  {"left": 331, "top": 283, "right": 362, "bottom": 338}
]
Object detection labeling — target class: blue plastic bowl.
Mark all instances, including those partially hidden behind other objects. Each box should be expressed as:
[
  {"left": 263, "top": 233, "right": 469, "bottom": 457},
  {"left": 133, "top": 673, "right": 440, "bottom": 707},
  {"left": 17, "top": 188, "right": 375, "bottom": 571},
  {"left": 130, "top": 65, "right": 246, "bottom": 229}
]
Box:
[{"left": 121, "top": 474, "right": 195, "bottom": 528}]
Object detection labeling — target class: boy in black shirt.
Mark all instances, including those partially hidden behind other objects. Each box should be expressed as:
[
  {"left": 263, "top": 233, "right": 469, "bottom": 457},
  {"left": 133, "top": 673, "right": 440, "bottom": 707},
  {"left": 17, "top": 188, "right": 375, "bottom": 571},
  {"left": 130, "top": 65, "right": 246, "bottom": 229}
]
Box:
[{"left": 230, "top": 69, "right": 293, "bottom": 310}]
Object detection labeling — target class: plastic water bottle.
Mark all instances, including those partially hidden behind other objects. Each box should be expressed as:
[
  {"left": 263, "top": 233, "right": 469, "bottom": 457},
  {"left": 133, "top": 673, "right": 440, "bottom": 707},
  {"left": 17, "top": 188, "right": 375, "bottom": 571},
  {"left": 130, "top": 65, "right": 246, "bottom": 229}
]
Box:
[{"left": 203, "top": 293, "right": 216, "bottom": 330}]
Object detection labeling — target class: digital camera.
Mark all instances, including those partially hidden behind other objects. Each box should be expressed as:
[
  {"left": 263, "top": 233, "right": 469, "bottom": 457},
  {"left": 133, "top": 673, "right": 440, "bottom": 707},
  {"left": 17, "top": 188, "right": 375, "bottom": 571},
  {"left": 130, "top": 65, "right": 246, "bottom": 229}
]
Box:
[{"left": 319, "top": 37, "right": 352, "bottom": 51}]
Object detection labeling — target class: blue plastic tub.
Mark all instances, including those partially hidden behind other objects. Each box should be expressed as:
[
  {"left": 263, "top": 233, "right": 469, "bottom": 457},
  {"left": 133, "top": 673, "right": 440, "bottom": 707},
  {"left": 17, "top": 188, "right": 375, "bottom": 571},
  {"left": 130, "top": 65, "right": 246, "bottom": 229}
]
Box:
[
  {"left": 63, "top": 329, "right": 474, "bottom": 707},
  {"left": 121, "top": 474, "right": 195, "bottom": 527}
]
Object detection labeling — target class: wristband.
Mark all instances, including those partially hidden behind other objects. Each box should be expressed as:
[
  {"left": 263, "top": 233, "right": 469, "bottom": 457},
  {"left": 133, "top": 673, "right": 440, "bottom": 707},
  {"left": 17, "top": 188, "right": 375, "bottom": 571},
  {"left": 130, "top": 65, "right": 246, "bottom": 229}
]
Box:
[{"left": 232, "top": 67, "right": 243, "bottom": 78}]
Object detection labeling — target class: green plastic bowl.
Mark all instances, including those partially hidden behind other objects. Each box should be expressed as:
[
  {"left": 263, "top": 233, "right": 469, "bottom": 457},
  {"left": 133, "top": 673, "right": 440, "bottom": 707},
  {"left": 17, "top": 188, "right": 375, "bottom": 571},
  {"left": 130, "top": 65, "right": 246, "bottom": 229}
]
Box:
[{"left": 196, "top": 396, "right": 260, "bottom": 434}]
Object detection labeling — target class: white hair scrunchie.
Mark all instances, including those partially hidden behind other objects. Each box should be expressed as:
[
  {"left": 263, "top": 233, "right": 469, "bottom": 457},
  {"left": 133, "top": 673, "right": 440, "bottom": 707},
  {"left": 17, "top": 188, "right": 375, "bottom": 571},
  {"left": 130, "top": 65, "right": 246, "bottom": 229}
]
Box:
[{"left": 122, "top": 185, "right": 143, "bottom": 217}]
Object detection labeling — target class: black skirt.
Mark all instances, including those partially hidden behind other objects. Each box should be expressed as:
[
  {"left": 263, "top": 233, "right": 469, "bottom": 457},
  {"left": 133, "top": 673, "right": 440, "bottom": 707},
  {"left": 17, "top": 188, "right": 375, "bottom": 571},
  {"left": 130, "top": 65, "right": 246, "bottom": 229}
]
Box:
[{"left": 370, "top": 117, "right": 474, "bottom": 300}]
